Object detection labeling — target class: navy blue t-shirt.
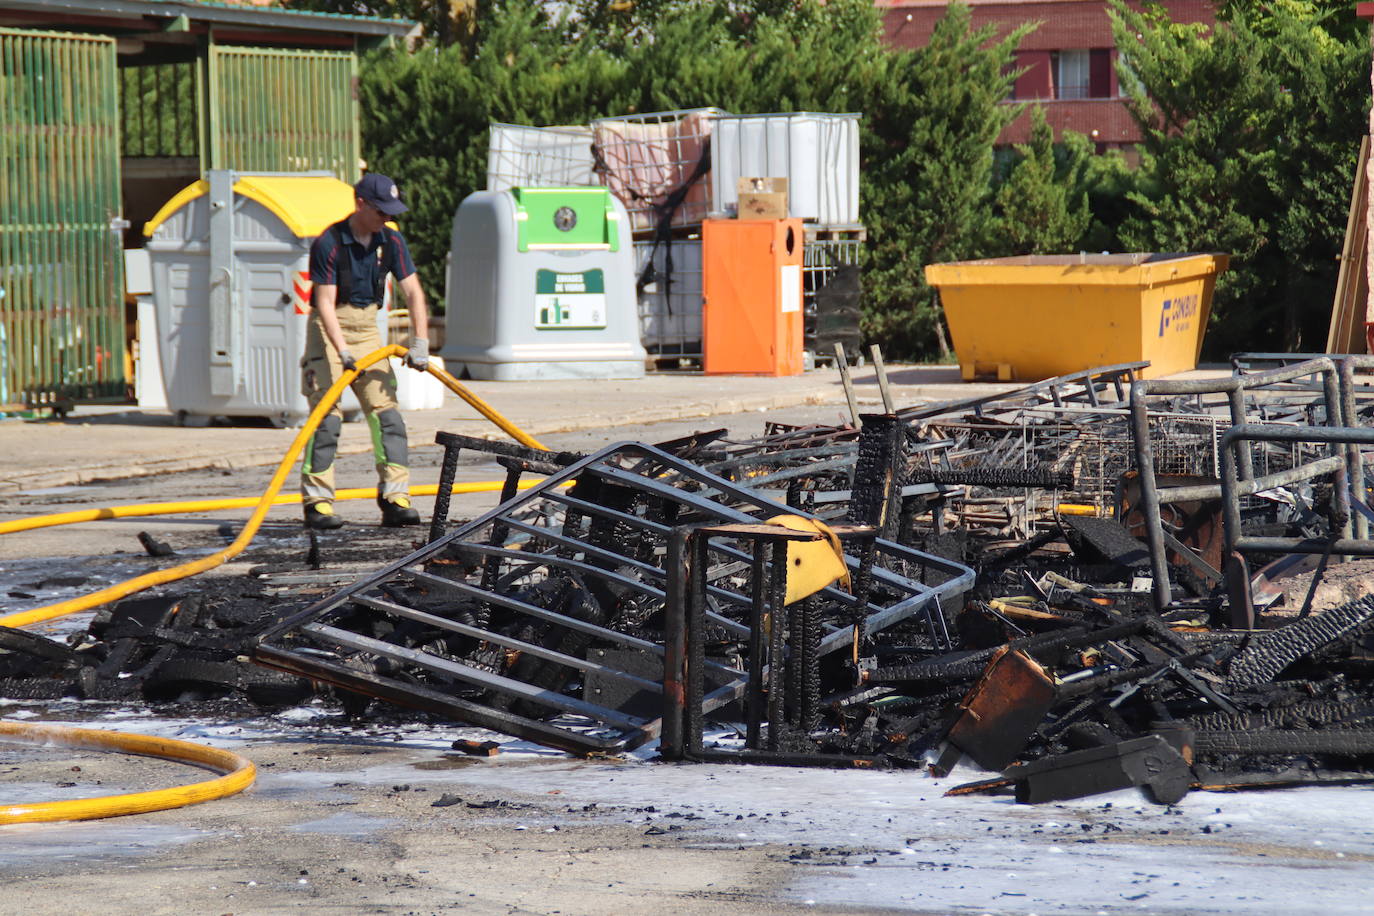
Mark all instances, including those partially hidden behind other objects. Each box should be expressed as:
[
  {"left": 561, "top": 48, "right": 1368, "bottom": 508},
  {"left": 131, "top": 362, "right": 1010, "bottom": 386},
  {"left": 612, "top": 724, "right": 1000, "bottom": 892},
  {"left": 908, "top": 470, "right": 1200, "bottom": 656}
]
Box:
[{"left": 308, "top": 217, "right": 417, "bottom": 307}]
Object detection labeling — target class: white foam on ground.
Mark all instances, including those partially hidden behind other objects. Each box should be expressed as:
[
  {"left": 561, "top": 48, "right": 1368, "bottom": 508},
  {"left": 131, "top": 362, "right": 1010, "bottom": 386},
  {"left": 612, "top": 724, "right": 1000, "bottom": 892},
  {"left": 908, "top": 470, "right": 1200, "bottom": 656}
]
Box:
[
  {"left": 0, "top": 821, "right": 211, "bottom": 869},
  {"left": 288, "top": 813, "right": 397, "bottom": 836},
  {"left": 4, "top": 705, "right": 1373, "bottom": 912}
]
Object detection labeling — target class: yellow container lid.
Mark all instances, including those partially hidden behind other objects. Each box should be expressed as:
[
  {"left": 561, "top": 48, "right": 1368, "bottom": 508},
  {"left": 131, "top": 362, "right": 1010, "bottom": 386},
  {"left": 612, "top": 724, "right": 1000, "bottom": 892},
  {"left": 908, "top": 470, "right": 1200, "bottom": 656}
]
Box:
[
  {"left": 143, "top": 174, "right": 356, "bottom": 239},
  {"left": 925, "top": 253, "right": 1229, "bottom": 289}
]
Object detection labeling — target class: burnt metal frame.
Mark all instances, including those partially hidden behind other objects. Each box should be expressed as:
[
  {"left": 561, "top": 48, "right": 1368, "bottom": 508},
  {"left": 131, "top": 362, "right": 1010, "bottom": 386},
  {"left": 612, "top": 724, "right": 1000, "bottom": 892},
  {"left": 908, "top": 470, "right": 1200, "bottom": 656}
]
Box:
[
  {"left": 662, "top": 524, "right": 803, "bottom": 760},
  {"left": 1129, "top": 358, "right": 1348, "bottom": 613},
  {"left": 584, "top": 458, "right": 968, "bottom": 655},
  {"left": 1219, "top": 423, "right": 1374, "bottom": 625},
  {"left": 1337, "top": 356, "right": 1374, "bottom": 542},
  {"left": 900, "top": 362, "right": 1146, "bottom": 424},
  {"left": 256, "top": 442, "right": 973, "bottom": 756},
  {"left": 662, "top": 522, "right": 887, "bottom": 768},
  {"left": 1235, "top": 355, "right": 1374, "bottom": 544},
  {"left": 705, "top": 443, "right": 858, "bottom": 477},
  {"left": 428, "top": 432, "right": 583, "bottom": 544}
]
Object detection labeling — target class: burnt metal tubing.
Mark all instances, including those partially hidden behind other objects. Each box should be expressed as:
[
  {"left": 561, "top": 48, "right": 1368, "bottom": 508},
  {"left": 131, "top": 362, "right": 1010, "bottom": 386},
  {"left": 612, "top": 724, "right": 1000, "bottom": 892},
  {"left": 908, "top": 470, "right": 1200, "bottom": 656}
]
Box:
[
  {"left": 1220, "top": 422, "right": 1374, "bottom": 560},
  {"left": 1129, "top": 357, "right": 1346, "bottom": 612},
  {"left": 1216, "top": 423, "right": 1374, "bottom": 626}
]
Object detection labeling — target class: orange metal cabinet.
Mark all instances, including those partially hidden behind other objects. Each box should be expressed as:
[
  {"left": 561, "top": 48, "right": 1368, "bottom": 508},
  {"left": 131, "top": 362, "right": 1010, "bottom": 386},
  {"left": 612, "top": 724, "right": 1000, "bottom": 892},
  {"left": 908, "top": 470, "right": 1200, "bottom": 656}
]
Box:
[{"left": 702, "top": 218, "right": 804, "bottom": 376}]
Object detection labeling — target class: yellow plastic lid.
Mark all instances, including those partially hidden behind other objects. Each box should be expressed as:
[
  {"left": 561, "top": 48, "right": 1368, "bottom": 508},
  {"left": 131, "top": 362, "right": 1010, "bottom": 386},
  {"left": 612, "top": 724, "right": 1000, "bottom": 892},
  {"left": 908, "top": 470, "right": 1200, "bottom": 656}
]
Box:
[{"left": 142, "top": 174, "right": 356, "bottom": 239}]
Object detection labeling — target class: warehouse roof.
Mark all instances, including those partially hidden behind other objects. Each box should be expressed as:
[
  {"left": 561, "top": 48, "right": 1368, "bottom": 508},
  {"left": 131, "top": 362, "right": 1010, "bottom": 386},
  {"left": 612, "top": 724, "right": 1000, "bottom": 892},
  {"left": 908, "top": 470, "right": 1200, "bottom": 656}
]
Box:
[{"left": 0, "top": 0, "right": 416, "bottom": 44}]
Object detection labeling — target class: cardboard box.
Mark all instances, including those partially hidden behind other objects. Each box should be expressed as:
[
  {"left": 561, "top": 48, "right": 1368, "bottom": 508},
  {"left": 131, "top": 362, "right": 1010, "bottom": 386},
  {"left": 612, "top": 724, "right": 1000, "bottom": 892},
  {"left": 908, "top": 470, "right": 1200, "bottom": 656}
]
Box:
[{"left": 736, "top": 177, "right": 789, "bottom": 220}]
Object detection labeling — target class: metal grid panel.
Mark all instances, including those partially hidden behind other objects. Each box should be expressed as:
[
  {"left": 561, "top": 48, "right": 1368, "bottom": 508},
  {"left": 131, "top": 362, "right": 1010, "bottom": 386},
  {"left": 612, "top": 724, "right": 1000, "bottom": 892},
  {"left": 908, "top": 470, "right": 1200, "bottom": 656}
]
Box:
[
  {"left": 804, "top": 237, "right": 862, "bottom": 307},
  {"left": 925, "top": 403, "right": 1327, "bottom": 523},
  {"left": 803, "top": 237, "right": 861, "bottom": 289},
  {"left": 0, "top": 28, "right": 125, "bottom": 410},
  {"left": 1058, "top": 414, "right": 1221, "bottom": 506},
  {"left": 257, "top": 444, "right": 973, "bottom": 755},
  {"left": 119, "top": 60, "right": 198, "bottom": 159},
  {"left": 485, "top": 122, "right": 595, "bottom": 191},
  {"left": 591, "top": 109, "right": 724, "bottom": 232},
  {"left": 922, "top": 409, "right": 1224, "bottom": 517},
  {"left": 634, "top": 237, "right": 702, "bottom": 357},
  {"left": 804, "top": 236, "right": 862, "bottom": 362},
  {"left": 207, "top": 45, "right": 358, "bottom": 181}
]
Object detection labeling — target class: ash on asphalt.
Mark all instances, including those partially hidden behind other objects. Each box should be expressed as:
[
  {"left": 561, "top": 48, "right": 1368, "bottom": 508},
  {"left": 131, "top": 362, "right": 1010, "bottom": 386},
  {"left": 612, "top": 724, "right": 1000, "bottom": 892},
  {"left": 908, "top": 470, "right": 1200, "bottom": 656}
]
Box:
[
  {"left": 4, "top": 697, "right": 1374, "bottom": 914},
  {"left": 7, "top": 406, "right": 1374, "bottom": 913}
]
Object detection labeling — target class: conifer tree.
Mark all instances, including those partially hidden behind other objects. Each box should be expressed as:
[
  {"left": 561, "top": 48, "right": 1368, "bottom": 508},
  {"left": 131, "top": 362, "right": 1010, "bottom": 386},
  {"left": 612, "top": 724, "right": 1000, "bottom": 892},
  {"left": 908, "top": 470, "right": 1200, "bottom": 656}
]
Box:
[
  {"left": 1109, "top": 0, "right": 1367, "bottom": 352},
  {"left": 355, "top": 0, "right": 1030, "bottom": 359},
  {"left": 860, "top": 4, "right": 1027, "bottom": 357},
  {"left": 358, "top": 3, "right": 632, "bottom": 295},
  {"left": 993, "top": 106, "right": 1092, "bottom": 255}
]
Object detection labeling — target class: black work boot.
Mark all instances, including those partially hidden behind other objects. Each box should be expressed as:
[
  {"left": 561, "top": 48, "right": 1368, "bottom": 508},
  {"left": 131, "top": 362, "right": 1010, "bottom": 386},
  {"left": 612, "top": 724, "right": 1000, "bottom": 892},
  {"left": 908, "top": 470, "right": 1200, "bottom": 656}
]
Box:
[
  {"left": 378, "top": 495, "right": 421, "bottom": 528},
  {"left": 304, "top": 502, "right": 345, "bottom": 530}
]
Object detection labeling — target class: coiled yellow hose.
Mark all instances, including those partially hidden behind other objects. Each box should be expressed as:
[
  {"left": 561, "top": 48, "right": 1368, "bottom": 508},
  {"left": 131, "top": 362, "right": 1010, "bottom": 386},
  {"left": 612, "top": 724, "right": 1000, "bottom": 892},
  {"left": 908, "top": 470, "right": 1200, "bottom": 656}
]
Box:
[
  {"left": 0, "top": 346, "right": 546, "bottom": 629},
  {"left": 0, "top": 349, "right": 543, "bottom": 822},
  {"left": 0, "top": 721, "right": 255, "bottom": 824}
]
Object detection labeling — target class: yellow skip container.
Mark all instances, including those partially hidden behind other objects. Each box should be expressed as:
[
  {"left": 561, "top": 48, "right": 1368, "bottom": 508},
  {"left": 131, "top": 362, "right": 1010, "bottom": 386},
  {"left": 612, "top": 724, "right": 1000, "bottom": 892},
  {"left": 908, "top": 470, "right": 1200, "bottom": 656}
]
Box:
[{"left": 925, "top": 253, "right": 1229, "bottom": 381}]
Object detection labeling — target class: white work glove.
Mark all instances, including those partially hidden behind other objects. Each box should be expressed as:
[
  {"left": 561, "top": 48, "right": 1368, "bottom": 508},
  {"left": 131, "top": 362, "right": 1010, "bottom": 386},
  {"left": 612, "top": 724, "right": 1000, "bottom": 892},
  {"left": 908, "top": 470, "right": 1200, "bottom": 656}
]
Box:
[
  {"left": 405, "top": 338, "right": 429, "bottom": 371},
  {"left": 338, "top": 350, "right": 357, "bottom": 372}
]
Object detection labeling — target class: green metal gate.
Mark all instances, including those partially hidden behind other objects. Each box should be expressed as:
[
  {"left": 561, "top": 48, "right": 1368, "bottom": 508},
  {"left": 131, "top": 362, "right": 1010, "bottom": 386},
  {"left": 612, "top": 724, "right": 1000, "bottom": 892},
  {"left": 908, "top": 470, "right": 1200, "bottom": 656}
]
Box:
[
  {"left": 0, "top": 29, "right": 125, "bottom": 411},
  {"left": 207, "top": 45, "right": 359, "bottom": 182}
]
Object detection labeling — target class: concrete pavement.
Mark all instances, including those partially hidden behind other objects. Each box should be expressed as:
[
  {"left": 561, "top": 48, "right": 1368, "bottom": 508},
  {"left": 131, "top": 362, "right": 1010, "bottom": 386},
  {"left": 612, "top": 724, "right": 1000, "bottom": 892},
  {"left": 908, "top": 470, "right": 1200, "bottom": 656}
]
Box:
[{"left": 0, "top": 365, "right": 1018, "bottom": 494}]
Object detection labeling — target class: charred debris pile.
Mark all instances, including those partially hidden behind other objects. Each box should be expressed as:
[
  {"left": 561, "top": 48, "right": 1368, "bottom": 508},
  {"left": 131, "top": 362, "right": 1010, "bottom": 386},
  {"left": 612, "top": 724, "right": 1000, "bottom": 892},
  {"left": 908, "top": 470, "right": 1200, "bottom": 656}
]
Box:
[{"left": 8, "top": 356, "right": 1374, "bottom": 805}]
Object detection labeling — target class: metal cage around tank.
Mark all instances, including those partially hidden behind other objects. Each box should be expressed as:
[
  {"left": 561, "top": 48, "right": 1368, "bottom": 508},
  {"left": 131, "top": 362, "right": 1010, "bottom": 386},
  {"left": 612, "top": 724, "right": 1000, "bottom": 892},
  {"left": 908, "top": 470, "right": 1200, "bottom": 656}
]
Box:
[{"left": 635, "top": 233, "right": 864, "bottom": 365}]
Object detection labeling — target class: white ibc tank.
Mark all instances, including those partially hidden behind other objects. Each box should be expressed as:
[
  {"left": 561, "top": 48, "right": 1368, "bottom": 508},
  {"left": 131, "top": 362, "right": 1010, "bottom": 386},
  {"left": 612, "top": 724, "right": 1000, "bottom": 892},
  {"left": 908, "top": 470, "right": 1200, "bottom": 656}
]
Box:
[
  {"left": 441, "top": 188, "right": 645, "bottom": 381},
  {"left": 710, "top": 112, "right": 862, "bottom": 227}
]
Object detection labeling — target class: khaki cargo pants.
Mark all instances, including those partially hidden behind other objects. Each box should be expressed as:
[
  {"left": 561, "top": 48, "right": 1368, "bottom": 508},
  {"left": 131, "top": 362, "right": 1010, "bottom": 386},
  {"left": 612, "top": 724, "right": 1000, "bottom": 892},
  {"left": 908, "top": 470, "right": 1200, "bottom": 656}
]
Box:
[{"left": 300, "top": 304, "right": 409, "bottom": 507}]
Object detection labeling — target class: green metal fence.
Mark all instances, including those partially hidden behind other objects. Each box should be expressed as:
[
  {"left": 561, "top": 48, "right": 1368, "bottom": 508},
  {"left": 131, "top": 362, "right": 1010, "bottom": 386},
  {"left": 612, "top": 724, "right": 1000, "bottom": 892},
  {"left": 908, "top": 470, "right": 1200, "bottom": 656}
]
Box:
[
  {"left": 0, "top": 29, "right": 125, "bottom": 410},
  {"left": 120, "top": 59, "right": 199, "bottom": 159},
  {"left": 207, "top": 45, "right": 359, "bottom": 181}
]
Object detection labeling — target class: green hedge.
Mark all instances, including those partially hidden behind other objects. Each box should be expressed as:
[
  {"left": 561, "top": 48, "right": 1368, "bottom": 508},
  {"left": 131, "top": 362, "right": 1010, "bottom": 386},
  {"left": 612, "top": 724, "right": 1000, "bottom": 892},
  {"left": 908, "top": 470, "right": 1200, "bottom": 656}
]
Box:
[
  {"left": 356, "top": 0, "right": 1367, "bottom": 358},
  {"left": 358, "top": 0, "right": 1021, "bottom": 360}
]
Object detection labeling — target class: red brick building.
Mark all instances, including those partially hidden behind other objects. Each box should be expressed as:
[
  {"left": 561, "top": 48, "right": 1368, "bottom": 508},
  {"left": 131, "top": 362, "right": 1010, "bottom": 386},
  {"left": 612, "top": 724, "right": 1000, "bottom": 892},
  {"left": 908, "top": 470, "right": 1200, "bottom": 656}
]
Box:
[{"left": 877, "top": 0, "right": 1218, "bottom": 150}]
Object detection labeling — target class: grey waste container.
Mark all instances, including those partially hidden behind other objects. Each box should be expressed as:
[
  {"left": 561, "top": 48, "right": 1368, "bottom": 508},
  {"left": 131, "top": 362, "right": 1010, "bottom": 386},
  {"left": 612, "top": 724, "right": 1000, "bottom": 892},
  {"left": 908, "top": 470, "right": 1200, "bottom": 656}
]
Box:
[
  {"left": 441, "top": 187, "right": 645, "bottom": 381},
  {"left": 143, "top": 170, "right": 385, "bottom": 426}
]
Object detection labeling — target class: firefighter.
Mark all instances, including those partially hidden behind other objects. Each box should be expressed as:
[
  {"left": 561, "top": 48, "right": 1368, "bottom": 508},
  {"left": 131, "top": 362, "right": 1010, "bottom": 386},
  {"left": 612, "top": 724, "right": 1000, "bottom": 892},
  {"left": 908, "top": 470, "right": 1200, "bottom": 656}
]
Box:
[{"left": 299, "top": 173, "right": 430, "bottom": 530}]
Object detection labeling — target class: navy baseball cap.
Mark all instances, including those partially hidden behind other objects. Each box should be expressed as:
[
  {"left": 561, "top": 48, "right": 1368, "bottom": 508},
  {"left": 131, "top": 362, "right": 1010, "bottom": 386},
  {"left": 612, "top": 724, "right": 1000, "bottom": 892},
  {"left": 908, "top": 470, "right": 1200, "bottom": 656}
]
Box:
[{"left": 355, "top": 173, "right": 408, "bottom": 216}]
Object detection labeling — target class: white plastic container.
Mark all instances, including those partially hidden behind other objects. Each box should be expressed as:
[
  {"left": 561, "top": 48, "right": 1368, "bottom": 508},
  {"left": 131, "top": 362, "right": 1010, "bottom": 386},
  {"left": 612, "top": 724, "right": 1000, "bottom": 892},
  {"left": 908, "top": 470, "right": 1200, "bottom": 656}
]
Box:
[
  {"left": 134, "top": 295, "right": 166, "bottom": 410},
  {"left": 634, "top": 238, "right": 702, "bottom": 357},
  {"left": 486, "top": 123, "right": 596, "bottom": 191},
  {"left": 390, "top": 354, "right": 447, "bottom": 410},
  {"left": 125, "top": 250, "right": 166, "bottom": 409},
  {"left": 710, "top": 113, "right": 861, "bottom": 226}
]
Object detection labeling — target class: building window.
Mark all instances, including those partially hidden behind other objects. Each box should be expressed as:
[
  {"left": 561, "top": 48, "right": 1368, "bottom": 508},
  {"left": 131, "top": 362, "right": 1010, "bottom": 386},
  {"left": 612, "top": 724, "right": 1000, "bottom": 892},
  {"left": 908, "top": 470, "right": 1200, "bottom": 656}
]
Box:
[
  {"left": 1118, "top": 53, "right": 1140, "bottom": 98},
  {"left": 1054, "top": 50, "right": 1091, "bottom": 100}
]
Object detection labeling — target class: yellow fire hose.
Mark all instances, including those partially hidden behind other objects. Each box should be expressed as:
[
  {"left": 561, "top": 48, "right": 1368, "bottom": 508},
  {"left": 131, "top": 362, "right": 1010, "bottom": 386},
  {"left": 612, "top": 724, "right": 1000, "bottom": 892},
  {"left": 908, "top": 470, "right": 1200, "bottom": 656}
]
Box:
[
  {"left": 1055, "top": 503, "right": 1103, "bottom": 517},
  {"left": 0, "top": 348, "right": 541, "bottom": 823},
  {"left": 0, "top": 479, "right": 544, "bottom": 537},
  {"left": 0, "top": 721, "right": 255, "bottom": 824},
  {"left": 0, "top": 345, "right": 546, "bottom": 630}
]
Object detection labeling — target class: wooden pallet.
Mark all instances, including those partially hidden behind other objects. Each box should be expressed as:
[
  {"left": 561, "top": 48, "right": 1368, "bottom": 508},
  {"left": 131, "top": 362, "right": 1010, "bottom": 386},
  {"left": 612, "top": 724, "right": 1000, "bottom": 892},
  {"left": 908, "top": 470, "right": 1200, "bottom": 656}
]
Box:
[
  {"left": 804, "top": 224, "right": 866, "bottom": 242},
  {"left": 1326, "top": 134, "right": 1370, "bottom": 354}
]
